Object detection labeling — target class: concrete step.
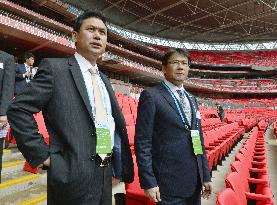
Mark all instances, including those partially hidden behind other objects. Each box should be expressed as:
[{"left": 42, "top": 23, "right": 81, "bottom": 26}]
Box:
[
  {"left": 2, "top": 160, "right": 25, "bottom": 175},
  {"left": 3, "top": 151, "right": 25, "bottom": 163},
  {"left": 0, "top": 172, "right": 42, "bottom": 198},
  {"left": 2, "top": 149, "right": 12, "bottom": 161},
  {"left": 1, "top": 184, "right": 47, "bottom": 205}
]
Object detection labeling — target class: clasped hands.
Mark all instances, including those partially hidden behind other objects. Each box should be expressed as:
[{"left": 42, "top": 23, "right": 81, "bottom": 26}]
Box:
[{"left": 23, "top": 72, "right": 33, "bottom": 79}]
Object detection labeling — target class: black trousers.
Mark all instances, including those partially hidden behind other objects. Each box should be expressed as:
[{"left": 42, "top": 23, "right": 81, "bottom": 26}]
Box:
[
  {"left": 48, "top": 163, "right": 112, "bottom": 205},
  {"left": 77, "top": 164, "right": 112, "bottom": 205},
  {"left": 157, "top": 186, "right": 201, "bottom": 205},
  {"left": 0, "top": 137, "right": 4, "bottom": 183}
]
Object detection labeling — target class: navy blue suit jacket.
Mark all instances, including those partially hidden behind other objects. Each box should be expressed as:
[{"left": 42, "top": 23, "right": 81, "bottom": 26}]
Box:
[
  {"left": 135, "top": 84, "right": 211, "bottom": 197},
  {"left": 15, "top": 63, "right": 29, "bottom": 95}
]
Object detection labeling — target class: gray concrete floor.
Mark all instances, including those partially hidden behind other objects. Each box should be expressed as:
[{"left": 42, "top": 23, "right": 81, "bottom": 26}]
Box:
[
  {"left": 112, "top": 181, "right": 126, "bottom": 205},
  {"left": 265, "top": 125, "right": 277, "bottom": 204}
]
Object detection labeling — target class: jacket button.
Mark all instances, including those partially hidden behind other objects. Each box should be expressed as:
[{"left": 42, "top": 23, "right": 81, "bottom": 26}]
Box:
[{"left": 90, "top": 154, "right": 95, "bottom": 160}]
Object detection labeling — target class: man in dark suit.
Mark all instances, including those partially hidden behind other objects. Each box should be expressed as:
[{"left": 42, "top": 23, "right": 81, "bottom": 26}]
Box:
[
  {"left": 216, "top": 103, "right": 225, "bottom": 122},
  {"left": 14, "top": 52, "right": 35, "bottom": 95},
  {"left": 135, "top": 49, "right": 212, "bottom": 205},
  {"left": 0, "top": 50, "right": 15, "bottom": 183},
  {"left": 7, "top": 10, "right": 134, "bottom": 205}
]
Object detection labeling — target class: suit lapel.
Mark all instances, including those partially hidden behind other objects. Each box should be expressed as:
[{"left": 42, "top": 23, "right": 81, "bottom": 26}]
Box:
[
  {"left": 68, "top": 56, "right": 94, "bottom": 121},
  {"left": 158, "top": 84, "right": 191, "bottom": 130},
  {"left": 158, "top": 84, "right": 180, "bottom": 117}
]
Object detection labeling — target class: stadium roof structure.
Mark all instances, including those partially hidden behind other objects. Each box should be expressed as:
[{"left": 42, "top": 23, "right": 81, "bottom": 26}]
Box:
[
  {"left": 9, "top": 0, "right": 277, "bottom": 51},
  {"left": 67, "top": 0, "right": 277, "bottom": 50}
]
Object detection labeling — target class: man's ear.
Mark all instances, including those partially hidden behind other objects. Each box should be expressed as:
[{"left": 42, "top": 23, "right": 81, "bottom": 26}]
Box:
[
  {"left": 72, "top": 31, "right": 78, "bottom": 42},
  {"left": 162, "top": 66, "right": 166, "bottom": 76}
]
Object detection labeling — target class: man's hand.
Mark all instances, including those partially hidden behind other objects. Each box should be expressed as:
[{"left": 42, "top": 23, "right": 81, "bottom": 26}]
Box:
[
  {"left": 202, "top": 182, "right": 212, "bottom": 200},
  {"left": 144, "top": 187, "right": 161, "bottom": 202},
  {"left": 0, "top": 116, "right": 8, "bottom": 129},
  {"left": 43, "top": 157, "right": 51, "bottom": 167}
]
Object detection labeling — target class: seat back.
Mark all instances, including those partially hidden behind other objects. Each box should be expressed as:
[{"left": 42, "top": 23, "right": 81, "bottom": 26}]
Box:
[
  {"left": 225, "top": 172, "right": 248, "bottom": 205},
  {"left": 216, "top": 188, "right": 242, "bottom": 205}
]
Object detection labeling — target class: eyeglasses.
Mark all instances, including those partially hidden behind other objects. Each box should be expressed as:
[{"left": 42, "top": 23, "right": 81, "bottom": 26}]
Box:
[{"left": 167, "top": 60, "right": 189, "bottom": 66}]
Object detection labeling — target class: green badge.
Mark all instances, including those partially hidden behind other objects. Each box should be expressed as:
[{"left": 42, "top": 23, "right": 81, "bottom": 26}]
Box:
[
  {"left": 191, "top": 130, "right": 203, "bottom": 155},
  {"left": 96, "top": 127, "right": 112, "bottom": 154}
]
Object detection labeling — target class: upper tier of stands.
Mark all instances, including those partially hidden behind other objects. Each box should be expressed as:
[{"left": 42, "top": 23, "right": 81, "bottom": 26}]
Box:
[
  {"left": 190, "top": 51, "right": 277, "bottom": 67},
  {"left": 187, "top": 78, "right": 277, "bottom": 94}
]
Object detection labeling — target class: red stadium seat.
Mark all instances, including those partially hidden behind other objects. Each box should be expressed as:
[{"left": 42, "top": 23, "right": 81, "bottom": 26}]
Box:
[
  {"left": 225, "top": 172, "right": 273, "bottom": 205},
  {"left": 216, "top": 188, "right": 242, "bottom": 205}
]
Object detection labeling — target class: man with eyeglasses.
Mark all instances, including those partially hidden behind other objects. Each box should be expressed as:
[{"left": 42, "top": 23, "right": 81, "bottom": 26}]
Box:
[{"left": 135, "top": 49, "right": 212, "bottom": 205}]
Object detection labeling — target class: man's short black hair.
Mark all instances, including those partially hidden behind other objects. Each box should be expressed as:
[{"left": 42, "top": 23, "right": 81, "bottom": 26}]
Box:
[
  {"left": 23, "top": 52, "right": 34, "bottom": 61},
  {"left": 162, "top": 48, "right": 190, "bottom": 66},
  {"left": 73, "top": 9, "right": 107, "bottom": 32}
]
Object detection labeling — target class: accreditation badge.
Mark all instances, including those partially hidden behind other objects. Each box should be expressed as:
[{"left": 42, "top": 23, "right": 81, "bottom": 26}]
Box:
[
  {"left": 0, "top": 63, "right": 3, "bottom": 69},
  {"left": 191, "top": 130, "right": 203, "bottom": 155},
  {"left": 95, "top": 122, "right": 112, "bottom": 154}
]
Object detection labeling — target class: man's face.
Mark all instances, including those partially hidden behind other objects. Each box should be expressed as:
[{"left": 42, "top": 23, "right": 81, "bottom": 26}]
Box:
[
  {"left": 162, "top": 53, "right": 190, "bottom": 86},
  {"left": 26, "top": 57, "right": 34, "bottom": 66},
  {"left": 72, "top": 17, "right": 107, "bottom": 58}
]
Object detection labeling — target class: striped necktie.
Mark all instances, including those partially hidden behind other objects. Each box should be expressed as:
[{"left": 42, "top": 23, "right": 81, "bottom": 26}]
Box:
[
  {"left": 176, "top": 89, "right": 191, "bottom": 126},
  {"left": 89, "top": 66, "right": 106, "bottom": 122}
]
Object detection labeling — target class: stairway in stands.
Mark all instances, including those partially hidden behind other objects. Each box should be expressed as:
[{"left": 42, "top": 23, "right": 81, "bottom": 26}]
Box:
[{"left": 0, "top": 148, "right": 47, "bottom": 205}]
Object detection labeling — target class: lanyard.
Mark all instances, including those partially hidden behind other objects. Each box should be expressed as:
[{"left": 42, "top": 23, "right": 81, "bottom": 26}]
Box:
[{"left": 162, "top": 82, "right": 186, "bottom": 125}]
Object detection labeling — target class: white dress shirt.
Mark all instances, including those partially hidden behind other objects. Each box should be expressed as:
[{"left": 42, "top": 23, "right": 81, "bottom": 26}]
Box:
[
  {"left": 74, "top": 53, "right": 115, "bottom": 148},
  {"left": 24, "top": 63, "right": 31, "bottom": 83}
]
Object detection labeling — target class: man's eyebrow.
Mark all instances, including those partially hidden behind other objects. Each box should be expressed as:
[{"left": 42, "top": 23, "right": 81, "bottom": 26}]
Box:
[{"left": 86, "top": 25, "right": 107, "bottom": 30}]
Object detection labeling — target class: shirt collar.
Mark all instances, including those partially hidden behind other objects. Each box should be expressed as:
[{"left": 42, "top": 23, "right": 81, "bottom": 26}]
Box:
[
  {"left": 163, "top": 79, "right": 184, "bottom": 93},
  {"left": 74, "top": 52, "right": 98, "bottom": 73}
]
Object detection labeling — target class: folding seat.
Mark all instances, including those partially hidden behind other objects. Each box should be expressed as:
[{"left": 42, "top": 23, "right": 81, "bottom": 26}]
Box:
[
  {"left": 216, "top": 188, "right": 242, "bottom": 205},
  {"left": 126, "top": 125, "right": 135, "bottom": 147},
  {"left": 124, "top": 114, "right": 135, "bottom": 126},
  {"left": 122, "top": 106, "right": 132, "bottom": 115},
  {"left": 230, "top": 160, "right": 269, "bottom": 191},
  {"left": 225, "top": 172, "right": 273, "bottom": 205},
  {"left": 126, "top": 155, "right": 155, "bottom": 205},
  {"left": 235, "top": 152, "right": 267, "bottom": 174},
  {"left": 34, "top": 112, "right": 50, "bottom": 144}
]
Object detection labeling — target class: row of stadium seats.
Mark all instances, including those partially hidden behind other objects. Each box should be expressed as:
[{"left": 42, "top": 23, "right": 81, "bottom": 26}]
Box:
[
  {"left": 201, "top": 118, "right": 224, "bottom": 131},
  {"left": 187, "top": 78, "right": 277, "bottom": 93},
  {"left": 190, "top": 78, "right": 277, "bottom": 87},
  {"left": 216, "top": 126, "right": 274, "bottom": 205},
  {"left": 204, "top": 122, "right": 245, "bottom": 171},
  {"left": 274, "top": 122, "right": 277, "bottom": 137},
  {"left": 190, "top": 51, "right": 277, "bottom": 67},
  {"left": 216, "top": 98, "right": 277, "bottom": 108}
]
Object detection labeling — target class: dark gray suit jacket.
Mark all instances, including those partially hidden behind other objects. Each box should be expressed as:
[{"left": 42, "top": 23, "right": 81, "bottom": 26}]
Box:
[
  {"left": 7, "top": 56, "right": 134, "bottom": 202},
  {"left": 0, "top": 50, "right": 15, "bottom": 116},
  {"left": 135, "top": 84, "right": 211, "bottom": 198}
]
